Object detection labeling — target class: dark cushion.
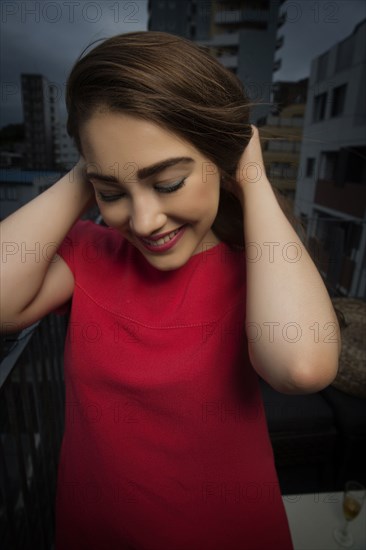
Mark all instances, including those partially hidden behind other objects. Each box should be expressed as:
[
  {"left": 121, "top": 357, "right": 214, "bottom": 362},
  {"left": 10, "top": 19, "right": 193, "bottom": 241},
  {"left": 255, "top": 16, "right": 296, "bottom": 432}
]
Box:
[
  {"left": 258, "top": 378, "right": 337, "bottom": 468},
  {"left": 258, "top": 378, "right": 335, "bottom": 433},
  {"left": 321, "top": 385, "right": 366, "bottom": 435}
]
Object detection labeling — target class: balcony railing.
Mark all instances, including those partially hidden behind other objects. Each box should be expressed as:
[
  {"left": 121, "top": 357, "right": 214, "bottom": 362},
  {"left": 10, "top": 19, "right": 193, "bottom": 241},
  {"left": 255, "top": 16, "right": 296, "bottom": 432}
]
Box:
[
  {"left": 0, "top": 313, "right": 68, "bottom": 550},
  {"left": 308, "top": 237, "right": 356, "bottom": 294}
]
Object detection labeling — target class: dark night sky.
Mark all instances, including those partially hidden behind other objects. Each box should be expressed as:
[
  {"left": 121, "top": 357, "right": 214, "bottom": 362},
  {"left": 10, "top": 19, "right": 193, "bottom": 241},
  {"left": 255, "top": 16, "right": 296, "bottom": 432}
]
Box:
[{"left": 1, "top": 0, "right": 365, "bottom": 128}]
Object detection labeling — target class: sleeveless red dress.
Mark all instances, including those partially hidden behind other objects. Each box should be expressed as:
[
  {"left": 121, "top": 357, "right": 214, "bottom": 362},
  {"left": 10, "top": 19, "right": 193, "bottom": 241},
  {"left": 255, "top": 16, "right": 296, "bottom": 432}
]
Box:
[{"left": 55, "top": 220, "right": 293, "bottom": 550}]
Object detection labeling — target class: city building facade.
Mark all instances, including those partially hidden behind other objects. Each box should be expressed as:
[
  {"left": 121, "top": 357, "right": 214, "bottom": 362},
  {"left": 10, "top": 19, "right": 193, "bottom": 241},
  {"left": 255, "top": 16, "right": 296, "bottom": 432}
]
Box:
[
  {"left": 261, "top": 102, "right": 305, "bottom": 203},
  {"left": 21, "top": 74, "right": 79, "bottom": 171},
  {"left": 53, "top": 121, "right": 79, "bottom": 171},
  {"left": 294, "top": 19, "right": 366, "bottom": 298},
  {"left": 260, "top": 78, "right": 308, "bottom": 208},
  {"left": 21, "top": 74, "right": 58, "bottom": 170},
  {"left": 148, "top": 0, "right": 286, "bottom": 123}
]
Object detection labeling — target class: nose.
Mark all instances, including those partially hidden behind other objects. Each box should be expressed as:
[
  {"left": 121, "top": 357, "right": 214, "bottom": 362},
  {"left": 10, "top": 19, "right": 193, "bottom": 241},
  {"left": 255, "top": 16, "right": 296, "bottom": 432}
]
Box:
[{"left": 128, "top": 193, "right": 167, "bottom": 237}]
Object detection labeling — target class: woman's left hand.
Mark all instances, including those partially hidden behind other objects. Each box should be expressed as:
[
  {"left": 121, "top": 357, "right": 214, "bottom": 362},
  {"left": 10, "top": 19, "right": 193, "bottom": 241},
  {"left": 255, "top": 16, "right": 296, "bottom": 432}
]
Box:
[
  {"left": 229, "top": 125, "right": 268, "bottom": 204},
  {"left": 237, "top": 124, "right": 266, "bottom": 178}
]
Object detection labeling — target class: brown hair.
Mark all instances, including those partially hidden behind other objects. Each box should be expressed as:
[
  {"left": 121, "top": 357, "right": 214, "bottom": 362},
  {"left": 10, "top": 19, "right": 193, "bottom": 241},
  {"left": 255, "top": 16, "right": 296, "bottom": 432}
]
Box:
[{"left": 66, "top": 31, "right": 300, "bottom": 247}]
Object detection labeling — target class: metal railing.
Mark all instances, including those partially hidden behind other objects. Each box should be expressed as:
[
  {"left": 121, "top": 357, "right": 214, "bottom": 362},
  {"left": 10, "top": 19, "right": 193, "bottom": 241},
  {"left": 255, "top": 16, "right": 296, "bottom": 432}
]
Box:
[{"left": 0, "top": 313, "right": 68, "bottom": 550}]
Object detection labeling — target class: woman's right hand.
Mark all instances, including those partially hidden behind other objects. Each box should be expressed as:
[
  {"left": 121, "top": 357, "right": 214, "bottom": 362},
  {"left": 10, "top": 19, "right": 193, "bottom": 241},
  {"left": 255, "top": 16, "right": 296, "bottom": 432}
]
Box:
[{"left": 70, "top": 157, "right": 96, "bottom": 210}]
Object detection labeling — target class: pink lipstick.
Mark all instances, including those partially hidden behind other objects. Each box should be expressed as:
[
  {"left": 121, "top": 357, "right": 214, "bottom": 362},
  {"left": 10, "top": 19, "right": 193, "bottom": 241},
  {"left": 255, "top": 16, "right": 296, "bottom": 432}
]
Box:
[{"left": 138, "top": 225, "right": 187, "bottom": 253}]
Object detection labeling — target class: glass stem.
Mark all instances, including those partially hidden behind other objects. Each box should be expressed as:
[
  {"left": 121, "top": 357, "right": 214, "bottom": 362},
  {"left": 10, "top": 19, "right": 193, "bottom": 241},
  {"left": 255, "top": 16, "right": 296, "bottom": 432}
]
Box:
[{"left": 341, "top": 519, "right": 349, "bottom": 537}]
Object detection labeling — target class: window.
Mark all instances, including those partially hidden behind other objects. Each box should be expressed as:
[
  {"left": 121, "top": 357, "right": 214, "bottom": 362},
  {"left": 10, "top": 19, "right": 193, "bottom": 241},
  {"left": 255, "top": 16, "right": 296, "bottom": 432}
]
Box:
[
  {"left": 345, "top": 147, "right": 366, "bottom": 184},
  {"left": 331, "top": 84, "right": 347, "bottom": 117},
  {"left": 313, "top": 92, "right": 327, "bottom": 122},
  {"left": 306, "top": 158, "right": 315, "bottom": 177},
  {"left": 320, "top": 147, "right": 366, "bottom": 186},
  {"left": 320, "top": 151, "right": 338, "bottom": 181}
]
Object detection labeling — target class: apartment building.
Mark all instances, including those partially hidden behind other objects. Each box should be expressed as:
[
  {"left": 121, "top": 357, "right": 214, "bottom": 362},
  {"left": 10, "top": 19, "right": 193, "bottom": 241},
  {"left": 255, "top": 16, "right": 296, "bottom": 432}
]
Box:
[
  {"left": 259, "top": 79, "right": 308, "bottom": 206},
  {"left": 53, "top": 121, "right": 79, "bottom": 171},
  {"left": 21, "top": 74, "right": 79, "bottom": 171},
  {"left": 294, "top": 19, "right": 366, "bottom": 298},
  {"left": 148, "top": 0, "right": 285, "bottom": 123},
  {"left": 261, "top": 103, "right": 305, "bottom": 202},
  {"left": 21, "top": 74, "right": 59, "bottom": 170}
]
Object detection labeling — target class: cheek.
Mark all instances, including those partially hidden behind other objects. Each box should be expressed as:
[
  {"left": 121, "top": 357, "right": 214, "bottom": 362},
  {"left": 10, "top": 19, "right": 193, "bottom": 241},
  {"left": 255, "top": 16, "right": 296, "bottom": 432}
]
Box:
[
  {"left": 97, "top": 201, "right": 129, "bottom": 228},
  {"left": 171, "top": 187, "right": 217, "bottom": 221},
  {"left": 176, "top": 186, "right": 218, "bottom": 228},
  {"left": 192, "top": 176, "right": 220, "bottom": 213}
]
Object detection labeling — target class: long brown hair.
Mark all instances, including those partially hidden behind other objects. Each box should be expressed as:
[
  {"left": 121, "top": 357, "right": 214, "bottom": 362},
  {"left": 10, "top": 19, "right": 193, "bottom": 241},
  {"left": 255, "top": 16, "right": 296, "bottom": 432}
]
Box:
[{"left": 66, "top": 31, "right": 299, "bottom": 248}]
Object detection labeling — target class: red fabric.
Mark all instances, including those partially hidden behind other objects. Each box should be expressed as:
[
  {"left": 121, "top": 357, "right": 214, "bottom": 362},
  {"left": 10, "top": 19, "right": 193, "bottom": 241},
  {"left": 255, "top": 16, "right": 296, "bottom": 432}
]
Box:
[{"left": 55, "top": 220, "right": 293, "bottom": 550}]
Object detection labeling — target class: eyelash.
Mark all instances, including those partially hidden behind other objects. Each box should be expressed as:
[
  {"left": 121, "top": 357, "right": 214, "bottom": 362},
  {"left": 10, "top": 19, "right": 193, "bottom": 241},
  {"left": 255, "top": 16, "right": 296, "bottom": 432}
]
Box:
[{"left": 96, "top": 178, "right": 187, "bottom": 203}]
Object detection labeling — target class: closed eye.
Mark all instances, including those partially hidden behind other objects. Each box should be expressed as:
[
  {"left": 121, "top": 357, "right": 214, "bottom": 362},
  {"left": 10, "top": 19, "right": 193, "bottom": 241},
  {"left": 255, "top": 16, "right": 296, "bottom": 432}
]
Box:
[
  {"left": 96, "top": 191, "right": 125, "bottom": 202},
  {"left": 156, "top": 177, "right": 187, "bottom": 194},
  {"left": 96, "top": 177, "right": 187, "bottom": 202}
]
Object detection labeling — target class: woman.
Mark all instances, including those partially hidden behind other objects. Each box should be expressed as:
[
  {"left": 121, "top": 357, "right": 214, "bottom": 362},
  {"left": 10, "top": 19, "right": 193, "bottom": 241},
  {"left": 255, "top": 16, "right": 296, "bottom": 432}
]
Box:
[{"left": 1, "top": 32, "right": 341, "bottom": 549}]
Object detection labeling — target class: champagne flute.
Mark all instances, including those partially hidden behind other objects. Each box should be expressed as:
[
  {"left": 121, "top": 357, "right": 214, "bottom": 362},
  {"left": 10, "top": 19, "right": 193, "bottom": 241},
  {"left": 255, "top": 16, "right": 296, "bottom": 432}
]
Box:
[{"left": 333, "top": 480, "right": 365, "bottom": 547}]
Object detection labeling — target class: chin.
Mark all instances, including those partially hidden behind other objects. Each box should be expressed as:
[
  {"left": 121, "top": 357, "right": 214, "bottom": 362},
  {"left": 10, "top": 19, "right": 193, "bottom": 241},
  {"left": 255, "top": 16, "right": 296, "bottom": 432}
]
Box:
[
  {"left": 144, "top": 255, "right": 189, "bottom": 272},
  {"left": 136, "top": 245, "right": 194, "bottom": 270}
]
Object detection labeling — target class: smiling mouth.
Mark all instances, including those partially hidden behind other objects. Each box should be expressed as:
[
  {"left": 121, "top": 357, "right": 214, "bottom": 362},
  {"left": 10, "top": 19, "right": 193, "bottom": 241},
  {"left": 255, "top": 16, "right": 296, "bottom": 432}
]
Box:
[
  {"left": 136, "top": 225, "right": 187, "bottom": 253},
  {"left": 141, "top": 227, "right": 182, "bottom": 247}
]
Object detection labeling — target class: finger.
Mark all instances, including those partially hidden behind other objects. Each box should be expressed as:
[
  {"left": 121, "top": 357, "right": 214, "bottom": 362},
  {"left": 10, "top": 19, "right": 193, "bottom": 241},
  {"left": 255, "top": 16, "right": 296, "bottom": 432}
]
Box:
[{"left": 236, "top": 126, "right": 266, "bottom": 184}]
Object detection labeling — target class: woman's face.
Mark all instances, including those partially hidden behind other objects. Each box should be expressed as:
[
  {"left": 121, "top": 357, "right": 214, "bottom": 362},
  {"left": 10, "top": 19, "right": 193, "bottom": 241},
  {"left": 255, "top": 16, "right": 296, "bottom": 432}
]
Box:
[{"left": 80, "top": 111, "right": 221, "bottom": 271}]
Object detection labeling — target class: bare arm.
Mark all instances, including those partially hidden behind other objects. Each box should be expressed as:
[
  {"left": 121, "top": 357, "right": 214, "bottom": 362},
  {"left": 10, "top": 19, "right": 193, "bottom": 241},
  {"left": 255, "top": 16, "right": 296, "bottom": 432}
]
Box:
[
  {"left": 233, "top": 127, "right": 341, "bottom": 394},
  {"left": 0, "top": 160, "right": 94, "bottom": 332}
]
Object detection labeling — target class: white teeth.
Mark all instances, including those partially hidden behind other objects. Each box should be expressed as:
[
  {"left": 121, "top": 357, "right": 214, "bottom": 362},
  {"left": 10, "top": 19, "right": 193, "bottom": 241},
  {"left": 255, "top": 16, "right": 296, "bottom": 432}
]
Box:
[{"left": 143, "top": 228, "right": 180, "bottom": 247}]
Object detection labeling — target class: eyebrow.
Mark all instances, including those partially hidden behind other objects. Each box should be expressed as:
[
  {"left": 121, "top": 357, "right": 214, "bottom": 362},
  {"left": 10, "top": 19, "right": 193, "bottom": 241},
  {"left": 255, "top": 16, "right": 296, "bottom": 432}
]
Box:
[{"left": 86, "top": 156, "right": 194, "bottom": 186}]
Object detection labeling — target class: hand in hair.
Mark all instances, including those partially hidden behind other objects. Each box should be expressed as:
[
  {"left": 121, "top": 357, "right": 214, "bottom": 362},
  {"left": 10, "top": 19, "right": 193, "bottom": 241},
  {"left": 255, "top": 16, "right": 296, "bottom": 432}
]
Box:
[
  {"left": 220, "top": 126, "right": 267, "bottom": 206},
  {"left": 235, "top": 125, "right": 267, "bottom": 191}
]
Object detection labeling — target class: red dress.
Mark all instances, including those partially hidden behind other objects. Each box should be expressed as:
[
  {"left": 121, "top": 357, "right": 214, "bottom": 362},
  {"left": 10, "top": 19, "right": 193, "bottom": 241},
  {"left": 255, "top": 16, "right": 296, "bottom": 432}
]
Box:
[{"left": 55, "top": 220, "right": 293, "bottom": 550}]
